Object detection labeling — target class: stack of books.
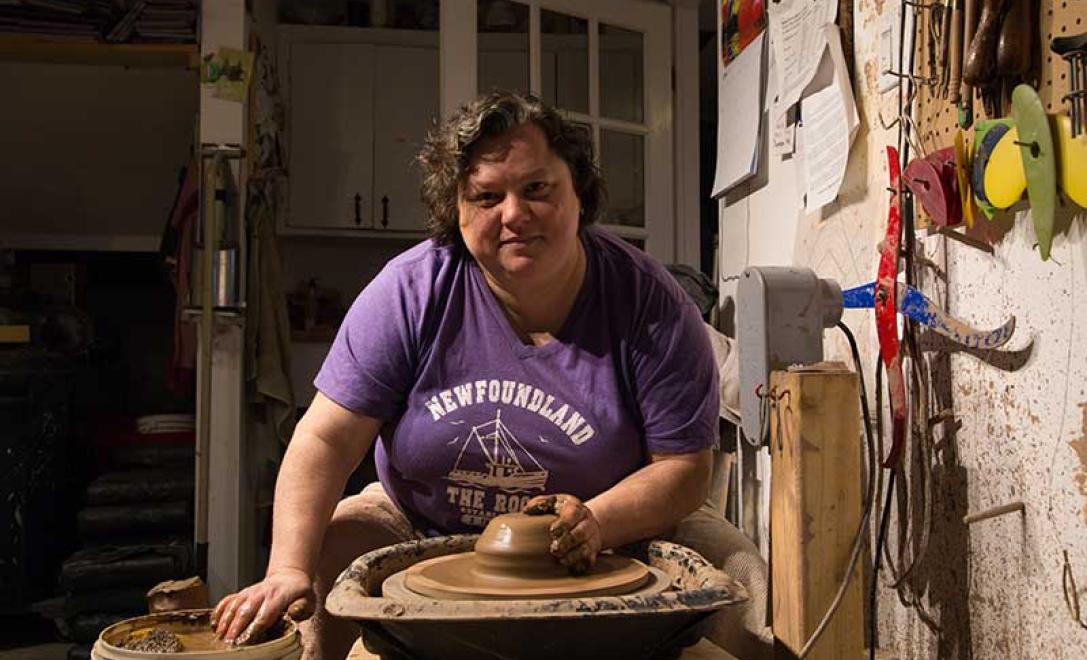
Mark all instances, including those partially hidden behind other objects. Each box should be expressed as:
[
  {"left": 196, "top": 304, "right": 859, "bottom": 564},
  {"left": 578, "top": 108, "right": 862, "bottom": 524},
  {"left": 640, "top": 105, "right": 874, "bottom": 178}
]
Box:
[
  {"left": 0, "top": 0, "right": 113, "bottom": 40},
  {"left": 0, "top": 0, "right": 197, "bottom": 44},
  {"left": 133, "top": 0, "right": 196, "bottom": 43}
]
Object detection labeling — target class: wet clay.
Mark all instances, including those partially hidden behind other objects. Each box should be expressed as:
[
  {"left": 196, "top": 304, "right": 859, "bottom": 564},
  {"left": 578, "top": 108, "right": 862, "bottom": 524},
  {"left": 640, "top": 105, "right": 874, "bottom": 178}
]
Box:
[
  {"left": 119, "top": 626, "right": 230, "bottom": 653},
  {"left": 105, "top": 610, "right": 289, "bottom": 654},
  {"left": 401, "top": 512, "right": 653, "bottom": 599}
]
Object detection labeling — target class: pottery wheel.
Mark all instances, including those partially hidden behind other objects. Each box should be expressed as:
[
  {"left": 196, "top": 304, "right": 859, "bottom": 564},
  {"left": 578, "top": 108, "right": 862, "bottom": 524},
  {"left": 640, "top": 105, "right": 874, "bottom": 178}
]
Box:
[
  {"left": 382, "top": 512, "right": 671, "bottom": 600},
  {"left": 395, "top": 551, "right": 660, "bottom": 600}
]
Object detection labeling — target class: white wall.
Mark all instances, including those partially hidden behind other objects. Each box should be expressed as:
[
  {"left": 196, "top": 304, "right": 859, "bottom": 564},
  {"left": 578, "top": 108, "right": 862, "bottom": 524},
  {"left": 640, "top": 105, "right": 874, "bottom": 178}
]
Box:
[
  {"left": 717, "top": 1, "right": 1087, "bottom": 656},
  {"left": 0, "top": 63, "right": 197, "bottom": 250}
]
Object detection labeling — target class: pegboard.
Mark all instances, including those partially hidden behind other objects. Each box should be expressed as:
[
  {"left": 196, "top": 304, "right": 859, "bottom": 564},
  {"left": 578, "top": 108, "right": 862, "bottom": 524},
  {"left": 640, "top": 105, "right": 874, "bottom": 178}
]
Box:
[{"left": 910, "top": 0, "right": 1085, "bottom": 153}]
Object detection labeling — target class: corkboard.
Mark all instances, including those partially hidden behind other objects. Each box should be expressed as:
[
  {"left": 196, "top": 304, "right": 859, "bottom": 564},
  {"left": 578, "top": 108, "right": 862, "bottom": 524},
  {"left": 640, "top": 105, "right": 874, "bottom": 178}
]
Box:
[{"left": 911, "top": 0, "right": 1085, "bottom": 153}]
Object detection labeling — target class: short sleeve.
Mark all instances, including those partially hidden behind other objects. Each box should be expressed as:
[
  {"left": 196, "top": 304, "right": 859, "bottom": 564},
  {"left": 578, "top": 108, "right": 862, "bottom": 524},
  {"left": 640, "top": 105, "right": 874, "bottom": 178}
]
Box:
[
  {"left": 314, "top": 263, "right": 420, "bottom": 420},
  {"left": 630, "top": 283, "right": 719, "bottom": 455}
]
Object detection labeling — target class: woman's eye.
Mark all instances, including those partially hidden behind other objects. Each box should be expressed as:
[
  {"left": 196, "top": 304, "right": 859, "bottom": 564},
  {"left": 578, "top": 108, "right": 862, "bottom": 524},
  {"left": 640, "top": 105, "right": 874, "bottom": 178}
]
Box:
[
  {"left": 473, "top": 192, "right": 500, "bottom": 207},
  {"left": 526, "top": 182, "right": 549, "bottom": 196}
]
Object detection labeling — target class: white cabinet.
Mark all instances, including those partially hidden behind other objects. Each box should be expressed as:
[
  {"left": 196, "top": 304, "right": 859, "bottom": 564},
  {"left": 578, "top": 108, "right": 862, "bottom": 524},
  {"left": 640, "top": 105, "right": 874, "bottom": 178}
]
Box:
[
  {"left": 280, "top": 27, "right": 439, "bottom": 236},
  {"left": 372, "top": 44, "right": 439, "bottom": 231}
]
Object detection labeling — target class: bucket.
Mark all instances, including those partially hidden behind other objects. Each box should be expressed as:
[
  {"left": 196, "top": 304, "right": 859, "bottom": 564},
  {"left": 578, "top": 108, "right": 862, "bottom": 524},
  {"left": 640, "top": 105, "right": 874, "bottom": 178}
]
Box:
[{"left": 91, "top": 609, "right": 301, "bottom": 660}]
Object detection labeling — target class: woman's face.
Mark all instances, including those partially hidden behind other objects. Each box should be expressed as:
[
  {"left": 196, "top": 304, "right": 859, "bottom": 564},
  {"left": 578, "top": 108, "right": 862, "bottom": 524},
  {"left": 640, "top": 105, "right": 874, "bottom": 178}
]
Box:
[{"left": 457, "top": 123, "right": 582, "bottom": 289}]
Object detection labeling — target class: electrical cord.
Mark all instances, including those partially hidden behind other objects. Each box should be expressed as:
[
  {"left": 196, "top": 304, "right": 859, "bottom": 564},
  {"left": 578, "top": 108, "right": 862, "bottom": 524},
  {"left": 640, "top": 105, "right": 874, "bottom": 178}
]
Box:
[{"left": 795, "top": 321, "right": 877, "bottom": 658}]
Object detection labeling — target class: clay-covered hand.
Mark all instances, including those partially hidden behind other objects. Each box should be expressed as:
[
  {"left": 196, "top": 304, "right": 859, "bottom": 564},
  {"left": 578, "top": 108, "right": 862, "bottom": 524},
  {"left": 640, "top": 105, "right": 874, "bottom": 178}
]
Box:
[
  {"left": 211, "top": 568, "right": 315, "bottom": 646},
  {"left": 522, "top": 493, "right": 602, "bottom": 575}
]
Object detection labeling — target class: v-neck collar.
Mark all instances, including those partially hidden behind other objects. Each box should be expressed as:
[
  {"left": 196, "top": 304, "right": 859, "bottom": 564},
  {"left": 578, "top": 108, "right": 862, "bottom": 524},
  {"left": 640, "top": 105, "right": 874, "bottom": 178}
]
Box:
[{"left": 469, "top": 231, "right": 594, "bottom": 359}]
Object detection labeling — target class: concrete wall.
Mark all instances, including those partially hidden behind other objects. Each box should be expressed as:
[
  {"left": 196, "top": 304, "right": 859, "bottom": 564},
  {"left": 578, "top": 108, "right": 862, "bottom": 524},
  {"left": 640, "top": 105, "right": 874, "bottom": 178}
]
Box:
[{"left": 718, "top": 1, "right": 1087, "bottom": 656}]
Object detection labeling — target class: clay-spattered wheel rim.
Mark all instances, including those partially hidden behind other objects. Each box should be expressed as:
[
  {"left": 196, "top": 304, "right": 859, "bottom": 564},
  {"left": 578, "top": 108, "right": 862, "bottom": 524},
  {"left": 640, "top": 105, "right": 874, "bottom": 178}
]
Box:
[{"left": 402, "top": 552, "right": 653, "bottom": 599}]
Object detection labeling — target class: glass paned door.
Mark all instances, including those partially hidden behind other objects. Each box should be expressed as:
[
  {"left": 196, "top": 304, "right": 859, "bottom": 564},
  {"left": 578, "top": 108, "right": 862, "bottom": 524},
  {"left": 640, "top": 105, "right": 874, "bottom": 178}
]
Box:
[{"left": 468, "top": 0, "right": 673, "bottom": 259}]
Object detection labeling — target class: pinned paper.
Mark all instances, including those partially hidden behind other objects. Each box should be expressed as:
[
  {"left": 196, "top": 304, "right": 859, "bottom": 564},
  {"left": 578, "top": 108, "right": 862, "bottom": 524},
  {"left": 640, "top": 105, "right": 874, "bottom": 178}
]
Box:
[
  {"left": 767, "top": 0, "right": 838, "bottom": 116},
  {"left": 201, "top": 47, "right": 254, "bottom": 103},
  {"left": 799, "top": 26, "right": 859, "bottom": 210},
  {"left": 712, "top": 32, "right": 766, "bottom": 197}
]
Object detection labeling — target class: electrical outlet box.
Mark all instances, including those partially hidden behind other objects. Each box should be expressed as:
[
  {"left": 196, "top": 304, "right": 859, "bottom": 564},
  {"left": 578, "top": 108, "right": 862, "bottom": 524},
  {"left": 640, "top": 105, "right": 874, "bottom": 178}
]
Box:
[{"left": 878, "top": 6, "right": 916, "bottom": 94}]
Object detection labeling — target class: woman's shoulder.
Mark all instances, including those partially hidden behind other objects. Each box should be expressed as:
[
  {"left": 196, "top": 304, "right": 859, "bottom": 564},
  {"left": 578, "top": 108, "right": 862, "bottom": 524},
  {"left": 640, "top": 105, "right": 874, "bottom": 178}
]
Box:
[
  {"left": 582, "top": 226, "right": 689, "bottom": 307},
  {"left": 374, "top": 239, "right": 467, "bottom": 294}
]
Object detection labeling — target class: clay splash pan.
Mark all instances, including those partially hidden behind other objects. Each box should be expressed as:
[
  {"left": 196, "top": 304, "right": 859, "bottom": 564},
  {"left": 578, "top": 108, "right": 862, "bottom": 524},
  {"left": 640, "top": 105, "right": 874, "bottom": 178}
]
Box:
[{"left": 325, "top": 515, "right": 748, "bottom": 660}]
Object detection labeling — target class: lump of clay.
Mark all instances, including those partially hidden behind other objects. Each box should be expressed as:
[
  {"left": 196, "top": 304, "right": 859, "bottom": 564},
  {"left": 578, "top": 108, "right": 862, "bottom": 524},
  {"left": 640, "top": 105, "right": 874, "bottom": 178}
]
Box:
[{"left": 121, "top": 627, "right": 183, "bottom": 653}]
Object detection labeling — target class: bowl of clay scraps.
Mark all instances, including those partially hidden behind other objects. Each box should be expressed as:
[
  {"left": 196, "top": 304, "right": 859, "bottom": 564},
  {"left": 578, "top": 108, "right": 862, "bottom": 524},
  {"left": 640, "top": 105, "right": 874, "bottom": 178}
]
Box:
[
  {"left": 325, "top": 513, "right": 748, "bottom": 660},
  {"left": 91, "top": 609, "right": 301, "bottom": 659}
]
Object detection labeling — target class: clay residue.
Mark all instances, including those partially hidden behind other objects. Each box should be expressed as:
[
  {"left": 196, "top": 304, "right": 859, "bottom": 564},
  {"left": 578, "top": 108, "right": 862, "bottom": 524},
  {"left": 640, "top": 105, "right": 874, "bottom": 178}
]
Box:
[
  {"left": 121, "top": 627, "right": 184, "bottom": 653},
  {"left": 1071, "top": 403, "right": 1087, "bottom": 525}
]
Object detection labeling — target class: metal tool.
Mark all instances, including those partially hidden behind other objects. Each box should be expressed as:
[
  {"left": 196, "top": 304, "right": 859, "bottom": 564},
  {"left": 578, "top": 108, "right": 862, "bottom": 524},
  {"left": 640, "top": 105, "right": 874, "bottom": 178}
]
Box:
[
  {"left": 1051, "top": 33, "right": 1087, "bottom": 137},
  {"left": 843, "top": 281, "right": 1015, "bottom": 349}
]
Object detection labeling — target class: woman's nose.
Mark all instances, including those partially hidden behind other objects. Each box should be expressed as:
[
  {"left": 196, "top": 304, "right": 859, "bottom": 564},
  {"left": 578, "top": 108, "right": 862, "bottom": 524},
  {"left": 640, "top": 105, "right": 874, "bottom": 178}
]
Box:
[{"left": 499, "top": 194, "right": 531, "bottom": 228}]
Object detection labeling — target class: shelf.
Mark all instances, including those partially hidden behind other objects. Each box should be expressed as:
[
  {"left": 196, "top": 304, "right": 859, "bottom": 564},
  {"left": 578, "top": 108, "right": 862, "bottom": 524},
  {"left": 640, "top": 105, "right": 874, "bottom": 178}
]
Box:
[
  {"left": 0, "top": 36, "right": 199, "bottom": 69},
  {"left": 1, "top": 233, "right": 162, "bottom": 252}
]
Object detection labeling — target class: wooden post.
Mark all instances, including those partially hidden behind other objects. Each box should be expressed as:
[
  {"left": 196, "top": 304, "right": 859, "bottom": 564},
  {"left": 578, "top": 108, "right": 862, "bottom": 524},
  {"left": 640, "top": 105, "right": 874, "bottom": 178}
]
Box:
[{"left": 770, "top": 364, "right": 864, "bottom": 659}]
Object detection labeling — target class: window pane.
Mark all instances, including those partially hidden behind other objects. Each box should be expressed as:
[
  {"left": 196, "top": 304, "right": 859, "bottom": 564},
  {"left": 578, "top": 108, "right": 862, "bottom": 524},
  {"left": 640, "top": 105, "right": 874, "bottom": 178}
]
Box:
[
  {"left": 478, "top": 0, "right": 529, "bottom": 94},
  {"left": 541, "top": 10, "right": 588, "bottom": 114},
  {"left": 341, "top": 0, "right": 440, "bottom": 29},
  {"left": 599, "top": 23, "right": 643, "bottom": 122},
  {"left": 600, "top": 130, "right": 644, "bottom": 227}
]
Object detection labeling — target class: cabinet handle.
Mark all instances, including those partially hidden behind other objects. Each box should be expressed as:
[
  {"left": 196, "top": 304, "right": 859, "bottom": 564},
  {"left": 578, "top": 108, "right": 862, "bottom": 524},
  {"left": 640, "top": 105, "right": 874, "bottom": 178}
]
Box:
[
  {"left": 381, "top": 195, "right": 389, "bottom": 228},
  {"left": 354, "top": 193, "right": 361, "bottom": 226}
]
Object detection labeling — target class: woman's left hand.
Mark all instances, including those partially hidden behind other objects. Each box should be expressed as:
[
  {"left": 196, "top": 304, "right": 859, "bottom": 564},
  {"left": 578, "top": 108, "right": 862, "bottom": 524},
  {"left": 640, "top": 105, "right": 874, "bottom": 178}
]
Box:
[{"left": 522, "top": 494, "right": 601, "bottom": 575}]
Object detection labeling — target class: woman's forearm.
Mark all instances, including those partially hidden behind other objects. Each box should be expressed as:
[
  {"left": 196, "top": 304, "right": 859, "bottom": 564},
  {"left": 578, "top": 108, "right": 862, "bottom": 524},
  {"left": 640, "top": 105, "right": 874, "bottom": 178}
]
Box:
[
  {"left": 585, "top": 449, "right": 713, "bottom": 550},
  {"left": 266, "top": 394, "right": 381, "bottom": 579}
]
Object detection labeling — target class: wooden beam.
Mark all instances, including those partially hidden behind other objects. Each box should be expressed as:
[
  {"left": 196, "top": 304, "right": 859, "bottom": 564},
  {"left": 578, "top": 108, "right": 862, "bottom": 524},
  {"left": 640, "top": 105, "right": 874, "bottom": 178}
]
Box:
[{"left": 770, "top": 364, "right": 864, "bottom": 659}]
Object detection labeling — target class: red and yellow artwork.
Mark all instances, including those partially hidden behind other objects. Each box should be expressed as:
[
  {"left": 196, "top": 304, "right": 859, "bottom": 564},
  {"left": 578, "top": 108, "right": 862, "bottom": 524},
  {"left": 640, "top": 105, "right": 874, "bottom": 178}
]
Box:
[{"left": 721, "top": 0, "right": 767, "bottom": 67}]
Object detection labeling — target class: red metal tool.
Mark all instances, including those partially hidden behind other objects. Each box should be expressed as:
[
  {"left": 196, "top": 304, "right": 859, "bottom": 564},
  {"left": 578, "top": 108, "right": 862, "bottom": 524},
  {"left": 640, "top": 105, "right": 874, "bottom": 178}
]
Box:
[{"left": 878, "top": 146, "right": 907, "bottom": 468}]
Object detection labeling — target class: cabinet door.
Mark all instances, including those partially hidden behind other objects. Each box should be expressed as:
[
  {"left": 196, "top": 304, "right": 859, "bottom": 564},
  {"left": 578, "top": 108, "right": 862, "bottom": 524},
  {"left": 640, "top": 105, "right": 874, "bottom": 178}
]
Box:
[
  {"left": 371, "top": 44, "right": 439, "bottom": 232},
  {"left": 288, "top": 42, "right": 375, "bottom": 230}
]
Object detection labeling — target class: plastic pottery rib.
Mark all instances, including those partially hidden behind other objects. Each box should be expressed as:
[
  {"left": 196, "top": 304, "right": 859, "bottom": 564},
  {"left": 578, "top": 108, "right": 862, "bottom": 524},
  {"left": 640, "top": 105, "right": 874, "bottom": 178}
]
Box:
[
  {"left": 983, "top": 125, "right": 1027, "bottom": 209},
  {"left": 1010, "top": 84, "right": 1057, "bottom": 260},
  {"left": 1053, "top": 114, "right": 1087, "bottom": 208}
]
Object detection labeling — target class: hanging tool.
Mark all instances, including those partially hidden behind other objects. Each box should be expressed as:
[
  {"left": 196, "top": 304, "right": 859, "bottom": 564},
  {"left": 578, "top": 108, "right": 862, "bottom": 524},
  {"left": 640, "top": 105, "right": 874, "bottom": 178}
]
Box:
[
  {"left": 905, "top": 147, "right": 963, "bottom": 226},
  {"left": 948, "top": 0, "right": 964, "bottom": 103},
  {"left": 1010, "top": 84, "right": 1057, "bottom": 261},
  {"left": 843, "top": 281, "right": 1015, "bottom": 349},
  {"left": 964, "top": 0, "right": 1008, "bottom": 86},
  {"left": 954, "top": 130, "right": 976, "bottom": 226},
  {"left": 996, "top": 0, "right": 1032, "bottom": 106},
  {"left": 1051, "top": 33, "right": 1087, "bottom": 138},
  {"left": 971, "top": 119, "right": 1014, "bottom": 218},
  {"left": 1053, "top": 114, "right": 1087, "bottom": 208},
  {"left": 958, "top": 0, "right": 977, "bottom": 126},
  {"left": 878, "top": 146, "right": 907, "bottom": 468},
  {"left": 982, "top": 124, "right": 1027, "bottom": 209}
]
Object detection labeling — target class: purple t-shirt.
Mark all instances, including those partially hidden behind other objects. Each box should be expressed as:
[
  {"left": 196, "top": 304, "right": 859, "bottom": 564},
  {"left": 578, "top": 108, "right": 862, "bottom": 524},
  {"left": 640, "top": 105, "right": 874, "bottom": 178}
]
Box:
[{"left": 315, "top": 226, "right": 718, "bottom": 535}]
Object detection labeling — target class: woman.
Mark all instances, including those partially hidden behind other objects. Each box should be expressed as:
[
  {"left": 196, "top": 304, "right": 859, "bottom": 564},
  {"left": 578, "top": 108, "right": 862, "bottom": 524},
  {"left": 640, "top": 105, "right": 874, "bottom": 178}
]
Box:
[{"left": 213, "top": 91, "right": 769, "bottom": 659}]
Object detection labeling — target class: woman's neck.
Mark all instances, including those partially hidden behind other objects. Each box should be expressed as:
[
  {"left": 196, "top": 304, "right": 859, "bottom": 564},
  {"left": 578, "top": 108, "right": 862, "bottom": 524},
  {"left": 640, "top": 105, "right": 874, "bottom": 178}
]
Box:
[{"left": 482, "top": 240, "right": 587, "bottom": 344}]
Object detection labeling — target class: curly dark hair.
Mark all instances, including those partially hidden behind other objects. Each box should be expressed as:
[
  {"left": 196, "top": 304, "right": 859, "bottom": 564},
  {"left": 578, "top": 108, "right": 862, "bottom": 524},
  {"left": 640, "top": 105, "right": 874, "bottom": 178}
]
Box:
[{"left": 417, "top": 91, "right": 605, "bottom": 247}]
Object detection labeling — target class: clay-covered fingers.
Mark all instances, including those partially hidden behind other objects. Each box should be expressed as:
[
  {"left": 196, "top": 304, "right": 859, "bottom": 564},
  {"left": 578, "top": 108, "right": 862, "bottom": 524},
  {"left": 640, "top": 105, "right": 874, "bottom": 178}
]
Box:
[
  {"left": 211, "top": 570, "right": 313, "bottom": 645},
  {"left": 551, "top": 505, "right": 601, "bottom": 575},
  {"left": 521, "top": 494, "right": 602, "bottom": 575},
  {"left": 522, "top": 494, "right": 560, "bottom": 515}
]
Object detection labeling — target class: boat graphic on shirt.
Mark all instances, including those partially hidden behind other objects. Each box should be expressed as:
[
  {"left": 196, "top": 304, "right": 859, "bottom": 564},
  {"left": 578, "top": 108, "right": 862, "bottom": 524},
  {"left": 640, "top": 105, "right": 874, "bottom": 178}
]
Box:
[{"left": 445, "top": 410, "right": 549, "bottom": 493}]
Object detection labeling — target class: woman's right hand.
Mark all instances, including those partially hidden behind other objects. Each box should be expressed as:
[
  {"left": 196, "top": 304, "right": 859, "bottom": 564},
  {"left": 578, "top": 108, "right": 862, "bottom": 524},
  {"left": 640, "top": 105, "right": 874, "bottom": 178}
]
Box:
[{"left": 211, "top": 567, "right": 316, "bottom": 645}]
